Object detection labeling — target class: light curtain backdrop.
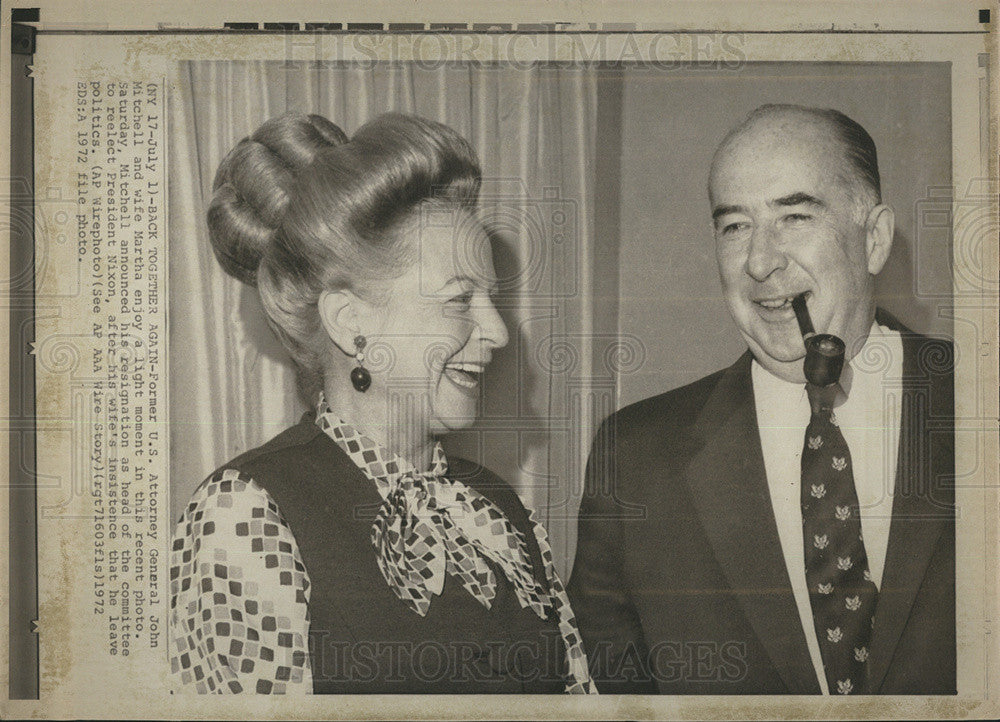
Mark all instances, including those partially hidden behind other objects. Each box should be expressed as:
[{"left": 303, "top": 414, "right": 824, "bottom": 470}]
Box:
[
  {"left": 169, "top": 61, "right": 952, "bottom": 576},
  {"left": 167, "top": 61, "right": 610, "bottom": 576}
]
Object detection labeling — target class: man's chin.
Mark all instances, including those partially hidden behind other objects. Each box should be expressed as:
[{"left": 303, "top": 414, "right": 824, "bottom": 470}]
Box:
[
  {"left": 740, "top": 333, "right": 808, "bottom": 378},
  {"left": 751, "top": 351, "right": 808, "bottom": 383},
  {"left": 762, "top": 347, "right": 806, "bottom": 364},
  {"left": 742, "top": 328, "right": 805, "bottom": 364}
]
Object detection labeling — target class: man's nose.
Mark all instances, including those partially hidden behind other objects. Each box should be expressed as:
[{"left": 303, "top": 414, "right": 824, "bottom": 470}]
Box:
[{"left": 745, "top": 225, "right": 788, "bottom": 281}]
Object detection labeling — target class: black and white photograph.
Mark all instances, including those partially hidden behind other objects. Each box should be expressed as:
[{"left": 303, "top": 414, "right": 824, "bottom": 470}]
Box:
[
  {"left": 167, "top": 60, "right": 956, "bottom": 696},
  {"left": 2, "top": 1, "right": 997, "bottom": 719}
]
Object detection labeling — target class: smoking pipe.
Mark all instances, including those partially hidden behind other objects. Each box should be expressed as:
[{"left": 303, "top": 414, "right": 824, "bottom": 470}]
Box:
[{"left": 791, "top": 293, "right": 845, "bottom": 387}]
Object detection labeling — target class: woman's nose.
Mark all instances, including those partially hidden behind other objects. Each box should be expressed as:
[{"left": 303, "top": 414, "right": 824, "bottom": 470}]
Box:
[{"left": 477, "top": 298, "right": 509, "bottom": 350}]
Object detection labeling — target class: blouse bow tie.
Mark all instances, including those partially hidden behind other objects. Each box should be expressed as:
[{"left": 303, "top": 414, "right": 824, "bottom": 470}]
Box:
[
  {"left": 372, "top": 467, "right": 550, "bottom": 618},
  {"left": 315, "top": 400, "right": 550, "bottom": 618}
]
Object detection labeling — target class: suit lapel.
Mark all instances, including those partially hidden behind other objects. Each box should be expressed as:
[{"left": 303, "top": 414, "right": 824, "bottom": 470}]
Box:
[
  {"left": 867, "top": 328, "right": 953, "bottom": 691},
  {"left": 685, "top": 352, "right": 820, "bottom": 694}
]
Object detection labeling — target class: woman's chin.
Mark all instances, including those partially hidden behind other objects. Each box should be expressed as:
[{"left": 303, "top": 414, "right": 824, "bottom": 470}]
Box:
[
  {"left": 429, "top": 374, "right": 483, "bottom": 431},
  {"left": 430, "top": 398, "right": 481, "bottom": 434}
]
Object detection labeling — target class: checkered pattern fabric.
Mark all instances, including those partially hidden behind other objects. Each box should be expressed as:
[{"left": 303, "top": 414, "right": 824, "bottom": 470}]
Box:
[
  {"left": 170, "top": 397, "right": 596, "bottom": 694},
  {"left": 316, "top": 395, "right": 596, "bottom": 694},
  {"left": 169, "top": 470, "right": 312, "bottom": 693}
]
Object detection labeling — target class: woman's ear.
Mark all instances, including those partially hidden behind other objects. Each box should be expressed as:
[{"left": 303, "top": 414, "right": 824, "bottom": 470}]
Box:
[
  {"left": 317, "top": 289, "right": 363, "bottom": 357},
  {"left": 864, "top": 203, "right": 895, "bottom": 276}
]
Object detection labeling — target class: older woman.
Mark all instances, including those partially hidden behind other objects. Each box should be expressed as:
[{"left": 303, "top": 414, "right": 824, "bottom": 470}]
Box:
[{"left": 169, "top": 113, "right": 594, "bottom": 694}]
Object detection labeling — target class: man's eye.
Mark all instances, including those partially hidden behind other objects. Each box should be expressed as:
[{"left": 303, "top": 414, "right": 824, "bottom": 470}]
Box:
[
  {"left": 720, "top": 221, "right": 749, "bottom": 236},
  {"left": 784, "top": 213, "right": 813, "bottom": 223}
]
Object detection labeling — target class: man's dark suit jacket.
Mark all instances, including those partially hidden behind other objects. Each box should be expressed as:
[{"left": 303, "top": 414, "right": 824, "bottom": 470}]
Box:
[{"left": 567, "top": 315, "right": 955, "bottom": 694}]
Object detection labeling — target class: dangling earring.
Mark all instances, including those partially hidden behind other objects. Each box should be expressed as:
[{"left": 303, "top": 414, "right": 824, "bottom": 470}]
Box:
[{"left": 350, "top": 334, "right": 372, "bottom": 392}]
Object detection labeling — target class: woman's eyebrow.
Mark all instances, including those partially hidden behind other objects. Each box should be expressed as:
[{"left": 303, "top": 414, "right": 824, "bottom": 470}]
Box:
[
  {"left": 433, "top": 275, "right": 500, "bottom": 295},
  {"left": 432, "top": 275, "right": 475, "bottom": 294}
]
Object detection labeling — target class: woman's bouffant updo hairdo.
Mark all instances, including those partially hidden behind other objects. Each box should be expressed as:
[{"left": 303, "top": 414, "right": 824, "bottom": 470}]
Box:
[{"left": 207, "top": 112, "right": 482, "bottom": 377}]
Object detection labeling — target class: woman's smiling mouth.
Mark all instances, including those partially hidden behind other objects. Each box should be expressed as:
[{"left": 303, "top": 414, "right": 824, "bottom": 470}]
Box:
[{"left": 443, "top": 361, "right": 486, "bottom": 389}]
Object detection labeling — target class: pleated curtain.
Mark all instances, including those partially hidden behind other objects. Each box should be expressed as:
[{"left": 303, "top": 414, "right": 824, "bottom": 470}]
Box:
[{"left": 167, "top": 60, "right": 605, "bottom": 576}]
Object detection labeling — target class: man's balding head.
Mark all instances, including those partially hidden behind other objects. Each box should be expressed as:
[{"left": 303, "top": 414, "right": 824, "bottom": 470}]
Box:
[
  {"left": 710, "top": 104, "right": 882, "bottom": 219},
  {"left": 708, "top": 105, "right": 894, "bottom": 383}
]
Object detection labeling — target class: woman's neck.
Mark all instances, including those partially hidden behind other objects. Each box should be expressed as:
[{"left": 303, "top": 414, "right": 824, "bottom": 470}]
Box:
[{"left": 322, "top": 378, "right": 436, "bottom": 471}]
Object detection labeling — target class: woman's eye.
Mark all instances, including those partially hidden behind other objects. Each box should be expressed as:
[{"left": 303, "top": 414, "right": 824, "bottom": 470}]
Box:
[{"left": 449, "top": 291, "right": 474, "bottom": 306}]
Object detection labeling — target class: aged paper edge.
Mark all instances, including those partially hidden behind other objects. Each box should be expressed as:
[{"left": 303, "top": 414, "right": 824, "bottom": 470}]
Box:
[{"left": 1, "top": 1, "right": 998, "bottom": 719}]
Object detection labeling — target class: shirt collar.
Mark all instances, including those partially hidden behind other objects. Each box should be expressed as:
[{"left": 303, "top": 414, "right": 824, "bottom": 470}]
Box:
[{"left": 751, "top": 321, "right": 889, "bottom": 403}]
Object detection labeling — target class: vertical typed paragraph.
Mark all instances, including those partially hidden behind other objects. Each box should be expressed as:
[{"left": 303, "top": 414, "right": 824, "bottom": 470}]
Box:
[{"left": 76, "top": 81, "right": 166, "bottom": 657}]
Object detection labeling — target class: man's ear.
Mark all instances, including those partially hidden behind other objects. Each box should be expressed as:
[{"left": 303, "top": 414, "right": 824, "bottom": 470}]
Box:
[
  {"left": 317, "top": 289, "right": 365, "bottom": 357},
  {"left": 864, "top": 204, "right": 895, "bottom": 276}
]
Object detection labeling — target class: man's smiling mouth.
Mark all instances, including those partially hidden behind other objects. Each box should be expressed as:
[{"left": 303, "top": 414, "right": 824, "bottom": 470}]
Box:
[
  {"left": 756, "top": 296, "right": 795, "bottom": 310},
  {"left": 753, "top": 291, "right": 811, "bottom": 312}
]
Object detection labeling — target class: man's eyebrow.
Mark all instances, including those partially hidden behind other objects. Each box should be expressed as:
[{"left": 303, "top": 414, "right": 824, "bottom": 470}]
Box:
[
  {"left": 711, "top": 204, "right": 746, "bottom": 222},
  {"left": 772, "top": 192, "right": 825, "bottom": 208}
]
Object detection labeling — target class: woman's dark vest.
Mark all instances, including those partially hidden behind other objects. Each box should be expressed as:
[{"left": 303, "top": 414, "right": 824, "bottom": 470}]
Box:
[{"left": 223, "top": 415, "right": 568, "bottom": 693}]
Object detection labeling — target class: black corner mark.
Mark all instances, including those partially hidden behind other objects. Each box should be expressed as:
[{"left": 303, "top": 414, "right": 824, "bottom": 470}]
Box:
[
  {"left": 224, "top": 22, "right": 260, "bottom": 30},
  {"left": 11, "top": 8, "right": 39, "bottom": 22},
  {"left": 11, "top": 23, "right": 36, "bottom": 55},
  {"left": 980, "top": 8, "right": 991, "bottom": 23}
]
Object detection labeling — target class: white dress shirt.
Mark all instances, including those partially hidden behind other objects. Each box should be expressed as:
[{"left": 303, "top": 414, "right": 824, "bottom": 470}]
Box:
[{"left": 751, "top": 322, "right": 903, "bottom": 694}]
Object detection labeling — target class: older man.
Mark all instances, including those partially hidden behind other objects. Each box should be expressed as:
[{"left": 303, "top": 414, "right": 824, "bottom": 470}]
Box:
[{"left": 567, "top": 105, "right": 954, "bottom": 694}]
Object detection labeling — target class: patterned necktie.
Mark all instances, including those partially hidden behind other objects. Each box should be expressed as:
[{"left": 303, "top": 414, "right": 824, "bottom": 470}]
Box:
[
  {"left": 801, "top": 382, "right": 879, "bottom": 695},
  {"left": 314, "top": 396, "right": 596, "bottom": 694}
]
